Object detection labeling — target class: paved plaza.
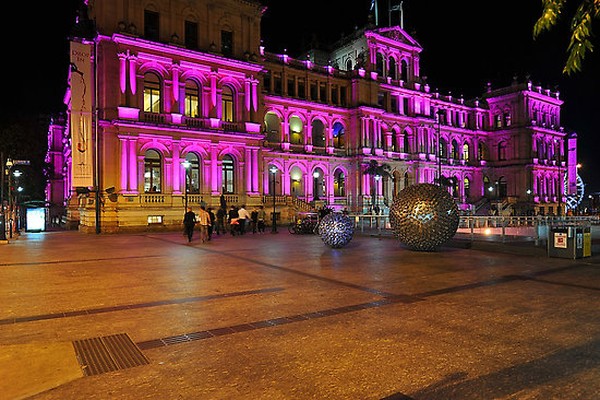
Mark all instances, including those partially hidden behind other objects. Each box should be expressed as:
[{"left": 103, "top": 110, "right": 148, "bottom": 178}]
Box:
[{"left": 2, "top": 229, "right": 600, "bottom": 399}]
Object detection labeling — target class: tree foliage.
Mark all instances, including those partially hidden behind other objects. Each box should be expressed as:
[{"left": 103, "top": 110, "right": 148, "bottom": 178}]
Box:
[{"left": 533, "top": 0, "right": 599, "bottom": 74}]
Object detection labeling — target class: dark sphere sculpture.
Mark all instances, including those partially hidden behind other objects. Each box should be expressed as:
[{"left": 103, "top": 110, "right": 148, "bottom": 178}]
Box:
[
  {"left": 319, "top": 212, "right": 354, "bottom": 248},
  {"left": 389, "top": 183, "right": 459, "bottom": 251}
]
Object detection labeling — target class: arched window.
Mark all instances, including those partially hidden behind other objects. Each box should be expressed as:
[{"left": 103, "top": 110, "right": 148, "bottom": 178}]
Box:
[
  {"left": 498, "top": 141, "right": 507, "bottom": 161},
  {"left": 503, "top": 110, "right": 512, "bottom": 127},
  {"left": 452, "top": 175, "right": 459, "bottom": 197},
  {"left": 289, "top": 115, "right": 304, "bottom": 145},
  {"left": 332, "top": 122, "right": 345, "bottom": 148},
  {"left": 184, "top": 80, "right": 200, "bottom": 118},
  {"left": 144, "top": 149, "right": 162, "bottom": 192},
  {"left": 439, "top": 138, "right": 448, "bottom": 159},
  {"left": 222, "top": 155, "right": 235, "bottom": 193},
  {"left": 221, "top": 86, "right": 234, "bottom": 122},
  {"left": 403, "top": 134, "right": 410, "bottom": 153},
  {"left": 143, "top": 72, "right": 162, "bottom": 113},
  {"left": 345, "top": 59, "right": 353, "bottom": 71},
  {"left": 478, "top": 141, "right": 488, "bottom": 161},
  {"left": 184, "top": 152, "right": 201, "bottom": 193},
  {"left": 400, "top": 59, "right": 409, "bottom": 81},
  {"left": 494, "top": 114, "right": 502, "bottom": 128},
  {"left": 312, "top": 119, "right": 326, "bottom": 147},
  {"left": 464, "top": 177, "right": 470, "bottom": 199},
  {"left": 333, "top": 169, "right": 345, "bottom": 197},
  {"left": 451, "top": 140, "right": 459, "bottom": 160},
  {"left": 376, "top": 53, "right": 385, "bottom": 76},
  {"left": 462, "top": 143, "right": 470, "bottom": 162},
  {"left": 388, "top": 57, "right": 397, "bottom": 80},
  {"left": 392, "top": 131, "right": 400, "bottom": 152}
]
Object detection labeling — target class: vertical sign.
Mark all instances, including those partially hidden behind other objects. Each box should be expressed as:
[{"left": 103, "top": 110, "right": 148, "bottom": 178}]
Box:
[{"left": 70, "top": 41, "right": 94, "bottom": 188}]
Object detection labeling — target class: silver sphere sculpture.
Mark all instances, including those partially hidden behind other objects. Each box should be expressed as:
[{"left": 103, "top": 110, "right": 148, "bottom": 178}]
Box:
[
  {"left": 319, "top": 212, "right": 355, "bottom": 248},
  {"left": 389, "top": 183, "right": 459, "bottom": 251}
]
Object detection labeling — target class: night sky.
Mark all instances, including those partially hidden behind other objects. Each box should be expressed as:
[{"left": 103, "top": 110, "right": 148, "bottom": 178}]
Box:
[{"left": 3, "top": 1, "right": 598, "bottom": 192}]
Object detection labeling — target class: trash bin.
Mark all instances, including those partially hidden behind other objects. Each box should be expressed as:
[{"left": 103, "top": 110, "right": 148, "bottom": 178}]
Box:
[{"left": 547, "top": 225, "right": 592, "bottom": 259}]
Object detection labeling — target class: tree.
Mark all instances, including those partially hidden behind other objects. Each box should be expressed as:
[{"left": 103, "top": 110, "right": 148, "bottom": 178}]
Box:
[
  {"left": 533, "top": 0, "right": 599, "bottom": 74},
  {"left": 363, "top": 160, "right": 392, "bottom": 212}
]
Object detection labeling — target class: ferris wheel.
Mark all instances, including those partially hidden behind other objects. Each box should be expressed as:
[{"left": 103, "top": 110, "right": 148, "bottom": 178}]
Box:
[{"left": 564, "top": 173, "right": 585, "bottom": 210}]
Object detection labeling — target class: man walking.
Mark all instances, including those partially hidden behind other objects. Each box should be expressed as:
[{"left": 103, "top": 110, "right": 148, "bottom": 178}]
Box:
[
  {"left": 197, "top": 206, "right": 211, "bottom": 243},
  {"left": 183, "top": 207, "right": 196, "bottom": 242}
]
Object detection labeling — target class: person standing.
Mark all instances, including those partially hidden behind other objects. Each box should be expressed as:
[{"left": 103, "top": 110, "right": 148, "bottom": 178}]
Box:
[
  {"left": 228, "top": 206, "right": 239, "bottom": 236},
  {"left": 257, "top": 205, "right": 267, "bottom": 233},
  {"left": 197, "top": 206, "right": 211, "bottom": 243},
  {"left": 183, "top": 207, "right": 196, "bottom": 242},
  {"left": 216, "top": 206, "right": 226, "bottom": 235},
  {"left": 207, "top": 207, "right": 216, "bottom": 240},
  {"left": 237, "top": 205, "right": 251, "bottom": 235}
]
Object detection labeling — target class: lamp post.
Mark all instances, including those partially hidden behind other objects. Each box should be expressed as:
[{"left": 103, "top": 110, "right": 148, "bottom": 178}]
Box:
[
  {"left": 374, "top": 174, "right": 381, "bottom": 214},
  {"left": 313, "top": 171, "right": 320, "bottom": 201},
  {"left": 182, "top": 160, "right": 191, "bottom": 210},
  {"left": 270, "top": 166, "right": 278, "bottom": 233}
]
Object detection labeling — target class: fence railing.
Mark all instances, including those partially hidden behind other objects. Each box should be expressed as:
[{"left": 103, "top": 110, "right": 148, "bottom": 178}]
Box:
[{"left": 349, "top": 214, "right": 599, "bottom": 243}]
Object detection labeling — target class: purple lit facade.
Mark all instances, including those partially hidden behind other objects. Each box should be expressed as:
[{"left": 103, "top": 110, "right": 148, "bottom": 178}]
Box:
[{"left": 46, "top": 0, "right": 577, "bottom": 232}]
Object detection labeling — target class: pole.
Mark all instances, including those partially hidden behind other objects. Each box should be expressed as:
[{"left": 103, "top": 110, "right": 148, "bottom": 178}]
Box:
[
  {"left": 270, "top": 167, "right": 278, "bottom": 233},
  {"left": 94, "top": 37, "right": 101, "bottom": 234},
  {"left": 185, "top": 170, "right": 189, "bottom": 210}
]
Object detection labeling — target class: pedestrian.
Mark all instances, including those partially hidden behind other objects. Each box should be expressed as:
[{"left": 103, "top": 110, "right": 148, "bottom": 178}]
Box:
[
  {"left": 207, "top": 207, "right": 216, "bottom": 240},
  {"left": 228, "top": 206, "right": 239, "bottom": 236},
  {"left": 197, "top": 206, "right": 211, "bottom": 243},
  {"left": 250, "top": 207, "right": 259, "bottom": 233},
  {"left": 216, "top": 206, "right": 226, "bottom": 235},
  {"left": 183, "top": 207, "right": 196, "bottom": 243},
  {"left": 237, "top": 205, "right": 251, "bottom": 235},
  {"left": 257, "top": 205, "right": 267, "bottom": 233}
]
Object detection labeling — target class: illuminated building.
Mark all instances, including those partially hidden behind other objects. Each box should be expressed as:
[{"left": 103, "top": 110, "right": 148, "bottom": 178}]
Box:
[{"left": 46, "top": 0, "right": 577, "bottom": 232}]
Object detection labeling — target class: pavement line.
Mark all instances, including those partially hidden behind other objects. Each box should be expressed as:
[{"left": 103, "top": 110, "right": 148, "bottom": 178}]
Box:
[{"left": 0, "top": 287, "right": 284, "bottom": 326}]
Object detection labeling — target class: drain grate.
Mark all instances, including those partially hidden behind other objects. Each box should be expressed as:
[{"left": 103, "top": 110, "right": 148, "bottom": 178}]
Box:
[{"left": 73, "top": 333, "right": 150, "bottom": 376}]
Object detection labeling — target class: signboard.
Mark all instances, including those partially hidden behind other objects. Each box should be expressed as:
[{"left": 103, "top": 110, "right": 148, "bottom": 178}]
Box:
[
  {"left": 13, "top": 160, "right": 30, "bottom": 165},
  {"left": 554, "top": 232, "right": 567, "bottom": 249}
]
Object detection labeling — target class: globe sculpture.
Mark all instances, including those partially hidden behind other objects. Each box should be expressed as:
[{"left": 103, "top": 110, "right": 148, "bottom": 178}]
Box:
[
  {"left": 389, "top": 183, "right": 459, "bottom": 251},
  {"left": 319, "top": 212, "right": 355, "bottom": 248}
]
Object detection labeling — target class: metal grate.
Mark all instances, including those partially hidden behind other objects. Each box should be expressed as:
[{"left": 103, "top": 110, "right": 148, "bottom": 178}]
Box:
[{"left": 73, "top": 333, "right": 149, "bottom": 376}]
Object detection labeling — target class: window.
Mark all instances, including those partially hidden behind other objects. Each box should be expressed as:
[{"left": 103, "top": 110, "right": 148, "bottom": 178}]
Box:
[
  {"left": 184, "top": 21, "right": 198, "bottom": 49},
  {"left": 498, "top": 141, "right": 507, "bottom": 161},
  {"left": 185, "top": 152, "right": 201, "bottom": 193},
  {"left": 478, "top": 141, "right": 488, "bottom": 161},
  {"left": 144, "top": 149, "right": 161, "bottom": 192},
  {"left": 403, "top": 134, "right": 410, "bottom": 153},
  {"left": 222, "top": 155, "right": 235, "bottom": 193},
  {"left": 464, "top": 177, "right": 470, "bottom": 198},
  {"left": 221, "top": 30, "right": 233, "bottom": 56},
  {"left": 388, "top": 57, "right": 397, "bottom": 79},
  {"left": 144, "top": 10, "right": 160, "bottom": 41},
  {"left": 376, "top": 53, "right": 384, "bottom": 76},
  {"left": 297, "top": 78, "right": 305, "bottom": 99},
  {"left": 495, "top": 114, "right": 502, "bottom": 128},
  {"left": 333, "top": 122, "right": 345, "bottom": 148},
  {"left": 184, "top": 80, "right": 200, "bottom": 118},
  {"left": 274, "top": 74, "right": 282, "bottom": 95},
  {"left": 504, "top": 111, "right": 512, "bottom": 127},
  {"left": 346, "top": 59, "right": 353, "bottom": 71},
  {"left": 334, "top": 170, "right": 346, "bottom": 197},
  {"left": 462, "top": 143, "right": 470, "bottom": 162},
  {"left": 221, "top": 86, "right": 234, "bottom": 122},
  {"left": 287, "top": 78, "right": 295, "bottom": 97},
  {"left": 310, "top": 82, "right": 317, "bottom": 100},
  {"left": 143, "top": 72, "right": 161, "bottom": 113}
]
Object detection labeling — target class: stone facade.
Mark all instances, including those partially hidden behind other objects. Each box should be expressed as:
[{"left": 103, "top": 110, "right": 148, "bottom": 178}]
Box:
[{"left": 46, "top": 0, "right": 577, "bottom": 232}]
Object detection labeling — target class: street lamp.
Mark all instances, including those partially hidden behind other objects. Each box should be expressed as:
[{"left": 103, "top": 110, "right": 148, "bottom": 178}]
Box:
[
  {"left": 374, "top": 174, "right": 381, "bottom": 214},
  {"left": 313, "top": 171, "right": 320, "bottom": 201},
  {"left": 182, "top": 160, "right": 191, "bottom": 210},
  {"left": 270, "top": 166, "right": 278, "bottom": 233}
]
